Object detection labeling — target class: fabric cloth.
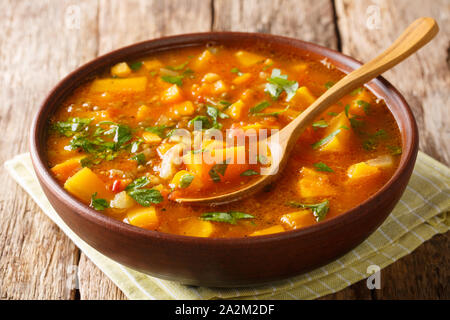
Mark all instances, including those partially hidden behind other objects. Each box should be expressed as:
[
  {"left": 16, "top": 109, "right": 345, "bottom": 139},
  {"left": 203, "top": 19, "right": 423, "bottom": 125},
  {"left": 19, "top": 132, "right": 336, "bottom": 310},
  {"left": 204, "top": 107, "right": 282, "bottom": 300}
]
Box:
[{"left": 4, "top": 151, "right": 449, "bottom": 299}]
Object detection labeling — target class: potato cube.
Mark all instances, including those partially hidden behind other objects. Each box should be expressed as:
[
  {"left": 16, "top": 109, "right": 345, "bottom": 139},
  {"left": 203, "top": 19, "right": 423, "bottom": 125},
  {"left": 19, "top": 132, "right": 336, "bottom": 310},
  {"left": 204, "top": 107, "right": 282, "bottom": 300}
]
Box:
[
  {"left": 298, "top": 167, "right": 337, "bottom": 198},
  {"left": 162, "top": 84, "right": 184, "bottom": 103},
  {"left": 319, "top": 112, "right": 352, "bottom": 152},
  {"left": 170, "top": 170, "right": 202, "bottom": 190},
  {"left": 90, "top": 77, "right": 147, "bottom": 93},
  {"left": 232, "top": 73, "right": 252, "bottom": 85},
  {"left": 180, "top": 218, "right": 215, "bottom": 237},
  {"left": 280, "top": 210, "right": 316, "bottom": 229},
  {"left": 350, "top": 89, "right": 373, "bottom": 116},
  {"left": 212, "top": 80, "right": 227, "bottom": 95},
  {"left": 235, "top": 50, "right": 264, "bottom": 67},
  {"left": 50, "top": 156, "right": 85, "bottom": 183},
  {"left": 142, "top": 132, "right": 162, "bottom": 145},
  {"left": 192, "top": 50, "right": 214, "bottom": 70},
  {"left": 136, "top": 104, "right": 152, "bottom": 122},
  {"left": 366, "top": 155, "right": 394, "bottom": 169},
  {"left": 250, "top": 225, "right": 285, "bottom": 236},
  {"left": 291, "top": 86, "right": 316, "bottom": 109},
  {"left": 142, "top": 59, "right": 163, "bottom": 71},
  {"left": 110, "top": 62, "right": 131, "bottom": 77},
  {"left": 170, "top": 101, "right": 195, "bottom": 117},
  {"left": 226, "top": 99, "right": 245, "bottom": 120},
  {"left": 347, "top": 162, "right": 381, "bottom": 181},
  {"left": 127, "top": 206, "right": 159, "bottom": 229},
  {"left": 64, "top": 167, "right": 113, "bottom": 203}
]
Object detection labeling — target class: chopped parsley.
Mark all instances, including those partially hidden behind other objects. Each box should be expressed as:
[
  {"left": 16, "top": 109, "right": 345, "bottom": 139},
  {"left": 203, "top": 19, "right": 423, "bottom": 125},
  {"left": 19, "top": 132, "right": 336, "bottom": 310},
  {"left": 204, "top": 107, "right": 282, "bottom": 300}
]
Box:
[
  {"left": 200, "top": 211, "right": 254, "bottom": 224},
  {"left": 311, "top": 128, "right": 342, "bottom": 150},
  {"left": 179, "top": 173, "right": 195, "bottom": 188},
  {"left": 161, "top": 75, "right": 184, "bottom": 86},
  {"left": 356, "top": 100, "right": 370, "bottom": 114},
  {"left": 240, "top": 169, "right": 259, "bottom": 176},
  {"left": 125, "top": 176, "right": 163, "bottom": 206},
  {"left": 145, "top": 125, "right": 172, "bottom": 138},
  {"left": 53, "top": 117, "right": 92, "bottom": 137},
  {"left": 249, "top": 101, "right": 270, "bottom": 114},
  {"left": 131, "top": 153, "right": 146, "bottom": 165},
  {"left": 230, "top": 67, "right": 243, "bottom": 76},
  {"left": 324, "top": 81, "right": 335, "bottom": 89},
  {"left": 129, "top": 61, "right": 143, "bottom": 71},
  {"left": 286, "top": 200, "right": 329, "bottom": 222},
  {"left": 90, "top": 192, "right": 109, "bottom": 211},
  {"left": 313, "top": 162, "right": 333, "bottom": 172},
  {"left": 387, "top": 145, "right": 402, "bottom": 155},
  {"left": 209, "top": 163, "right": 228, "bottom": 182},
  {"left": 265, "top": 68, "right": 299, "bottom": 101},
  {"left": 312, "top": 120, "right": 328, "bottom": 129}
]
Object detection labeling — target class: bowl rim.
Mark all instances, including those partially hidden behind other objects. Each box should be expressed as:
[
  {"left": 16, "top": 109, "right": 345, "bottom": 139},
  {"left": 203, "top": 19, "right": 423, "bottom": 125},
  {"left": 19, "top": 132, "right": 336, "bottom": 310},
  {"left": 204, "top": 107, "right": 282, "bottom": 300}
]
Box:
[{"left": 30, "top": 31, "right": 418, "bottom": 245}]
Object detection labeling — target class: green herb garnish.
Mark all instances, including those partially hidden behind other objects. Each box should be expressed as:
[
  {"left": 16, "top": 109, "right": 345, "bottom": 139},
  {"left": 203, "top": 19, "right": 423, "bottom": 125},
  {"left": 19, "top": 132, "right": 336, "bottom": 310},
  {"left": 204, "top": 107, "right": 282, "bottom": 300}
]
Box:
[
  {"left": 200, "top": 211, "right": 254, "bottom": 224},
  {"left": 387, "top": 145, "right": 402, "bottom": 155},
  {"left": 311, "top": 129, "right": 342, "bottom": 150},
  {"left": 231, "top": 67, "right": 243, "bottom": 76},
  {"left": 286, "top": 200, "right": 329, "bottom": 222},
  {"left": 53, "top": 117, "right": 92, "bottom": 137},
  {"left": 131, "top": 153, "right": 146, "bottom": 165},
  {"left": 179, "top": 173, "right": 195, "bottom": 188},
  {"left": 240, "top": 169, "right": 259, "bottom": 176},
  {"left": 313, "top": 162, "right": 333, "bottom": 172},
  {"left": 265, "top": 68, "right": 299, "bottom": 101},
  {"left": 312, "top": 120, "right": 328, "bottom": 129},
  {"left": 209, "top": 163, "right": 228, "bottom": 182},
  {"left": 90, "top": 192, "right": 109, "bottom": 211},
  {"left": 249, "top": 101, "right": 270, "bottom": 114},
  {"left": 145, "top": 125, "right": 172, "bottom": 138},
  {"left": 324, "top": 81, "right": 335, "bottom": 89},
  {"left": 125, "top": 176, "right": 163, "bottom": 206},
  {"left": 356, "top": 100, "right": 370, "bottom": 114},
  {"left": 129, "top": 61, "right": 143, "bottom": 71},
  {"left": 161, "top": 75, "right": 184, "bottom": 86}
]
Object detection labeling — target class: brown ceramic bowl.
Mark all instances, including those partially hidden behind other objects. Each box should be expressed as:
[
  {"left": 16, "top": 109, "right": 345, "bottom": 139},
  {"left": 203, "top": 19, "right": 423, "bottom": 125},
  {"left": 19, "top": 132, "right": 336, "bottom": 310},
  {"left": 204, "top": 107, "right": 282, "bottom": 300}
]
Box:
[{"left": 30, "top": 32, "right": 418, "bottom": 287}]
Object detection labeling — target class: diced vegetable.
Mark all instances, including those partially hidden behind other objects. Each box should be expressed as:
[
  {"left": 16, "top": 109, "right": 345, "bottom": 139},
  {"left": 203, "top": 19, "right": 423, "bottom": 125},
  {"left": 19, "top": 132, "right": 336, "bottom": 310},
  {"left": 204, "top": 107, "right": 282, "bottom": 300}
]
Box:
[
  {"left": 161, "top": 84, "right": 184, "bottom": 103},
  {"left": 170, "top": 101, "right": 195, "bottom": 117},
  {"left": 127, "top": 206, "right": 159, "bottom": 229},
  {"left": 180, "top": 218, "right": 215, "bottom": 237},
  {"left": 280, "top": 210, "right": 316, "bottom": 229},
  {"left": 136, "top": 104, "right": 152, "bottom": 122},
  {"left": 192, "top": 49, "right": 214, "bottom": 70},
  {"left": 170, "top": 170, "right": 202, "bottom": 190},
  {"left": 142, "top": 59, "right": 163, "bottom": 71},
  {"left": 226, "top": 100, "right": 245, "bottom": 120},
  {"left": 235, "top": 50, "right": 264, "bottom": 67},
  {"left": 142, "top": 132, "right": 162, "bottom": 145},
  {"left": 64, "top": 167, "right": 113, "bottom": 203},
  {"left": 110, "top": 191, "right": 135, "bottom": 209},
  {"left": 349, "top": 89, "right": 373, "bottom": 116},
  {"left": 291, "top": 86, "right": 316, "bottom": 109},
  {"left": 347, "top": 162, "right": 381, "bottom": 181},
  {"left": 366, "top": 155, "right": 394, "bottom": 168},
  {"left": 50, "top": 156, "right": 85, "bottom": 182},
  {"left": 318, "top": 112, "right": 352, "bottom": 152},
  {"left": 110, "top": 62, "right": 131, "bottom": 77},
  {"left": 249, "top": 225, "right": 285, "bottom": 236},
  {"left": 90, "top": 77, "right": 147, "bottom": 92},
  {"left": 298, "top": 167, "right": 336, "bottom": 198},
  {"left": 232, "top": 73, "right": 252, "bottom": 85}
]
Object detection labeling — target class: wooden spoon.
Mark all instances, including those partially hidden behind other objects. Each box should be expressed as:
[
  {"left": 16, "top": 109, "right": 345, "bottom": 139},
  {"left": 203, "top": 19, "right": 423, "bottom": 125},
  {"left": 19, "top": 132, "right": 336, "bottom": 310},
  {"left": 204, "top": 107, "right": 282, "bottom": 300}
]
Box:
[{"left": 176, "top": 17, "right": 438, "bottom": 205}]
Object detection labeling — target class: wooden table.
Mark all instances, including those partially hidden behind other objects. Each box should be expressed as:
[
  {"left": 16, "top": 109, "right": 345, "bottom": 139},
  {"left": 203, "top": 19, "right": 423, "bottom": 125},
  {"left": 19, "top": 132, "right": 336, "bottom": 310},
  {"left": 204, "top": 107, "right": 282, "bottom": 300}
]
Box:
[{"left": 1, "top": 0, "right": 448, "bottom": 300}]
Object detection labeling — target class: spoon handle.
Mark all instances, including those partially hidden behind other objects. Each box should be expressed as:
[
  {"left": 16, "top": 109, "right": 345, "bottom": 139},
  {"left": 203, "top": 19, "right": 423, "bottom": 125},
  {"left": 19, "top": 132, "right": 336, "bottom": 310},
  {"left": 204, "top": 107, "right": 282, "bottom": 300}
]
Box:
[{"left": 281, "top": 17, "right": 439, "bottom": 143}]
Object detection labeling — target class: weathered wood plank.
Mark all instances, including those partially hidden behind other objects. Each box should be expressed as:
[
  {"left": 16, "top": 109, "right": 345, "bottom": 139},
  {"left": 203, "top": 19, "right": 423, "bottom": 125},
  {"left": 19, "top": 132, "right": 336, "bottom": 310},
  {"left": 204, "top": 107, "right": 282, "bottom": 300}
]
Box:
[
  {"left": 335, "top": 0, "right": 450, "bottom": 165},
  {"left": 0, "top": 0, "right": 98, "bottom": 299},
  {"left": 335, "top": 0, "right": 450, "bottom": 299},
  {"left": 213, "top": 0, "right": 338, "bottom": 50},
  {"left": 76, "top": 0, "right": 212, "bottom": 300}
]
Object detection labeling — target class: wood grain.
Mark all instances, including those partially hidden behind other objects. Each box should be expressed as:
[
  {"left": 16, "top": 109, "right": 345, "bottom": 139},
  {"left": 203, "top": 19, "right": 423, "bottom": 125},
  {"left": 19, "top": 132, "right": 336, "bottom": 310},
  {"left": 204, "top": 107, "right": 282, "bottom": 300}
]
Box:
[
  {"left": 213, "top": 0, "right": 338, "bottom": 50},
  {"left": 0, "top": 0, "right": 99, "bottom": 299},
  {"left": 0, "top": 0, "right": 447, "bottom": 299},
  {"left": 335, "top": 0, "right": 450, "bottom": 166}
]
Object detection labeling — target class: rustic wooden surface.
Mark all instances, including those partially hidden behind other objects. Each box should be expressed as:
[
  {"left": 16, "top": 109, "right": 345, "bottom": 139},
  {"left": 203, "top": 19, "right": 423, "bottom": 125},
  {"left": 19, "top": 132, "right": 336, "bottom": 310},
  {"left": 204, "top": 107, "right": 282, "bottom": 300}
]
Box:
[{"left": 0, "top": 0, "right": 448, "bottom": 300}]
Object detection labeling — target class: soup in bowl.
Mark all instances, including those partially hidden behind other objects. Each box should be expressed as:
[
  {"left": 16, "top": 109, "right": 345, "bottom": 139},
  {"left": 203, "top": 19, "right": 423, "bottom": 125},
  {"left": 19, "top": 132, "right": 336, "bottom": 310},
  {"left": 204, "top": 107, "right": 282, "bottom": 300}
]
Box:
[{"left": 31, "top": 33, "right": 418, "bottom": 286}]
